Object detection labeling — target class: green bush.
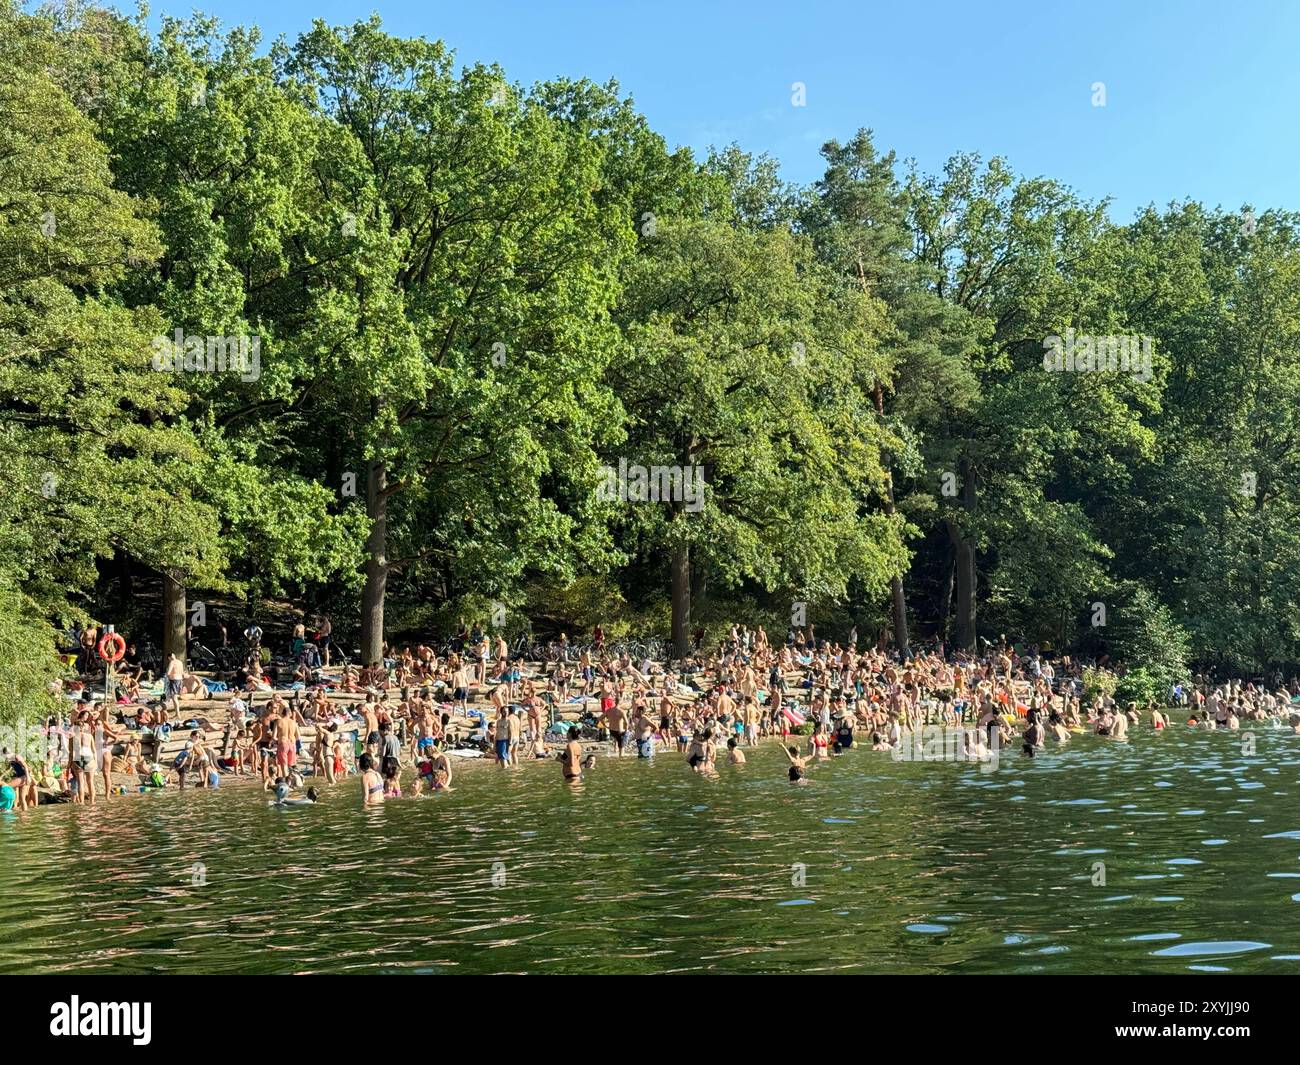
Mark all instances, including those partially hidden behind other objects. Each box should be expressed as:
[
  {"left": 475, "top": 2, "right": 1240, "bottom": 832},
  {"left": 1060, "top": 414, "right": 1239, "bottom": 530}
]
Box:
[
  {"left": 1082, "top": 665, "right": 1118, "bottom": 704},
  {"left": 1105, "top": 583, "right": 1190, "bottom": 690},
  {"left": 1115, "top": 666, "right": 1163, "bottom": 706}
]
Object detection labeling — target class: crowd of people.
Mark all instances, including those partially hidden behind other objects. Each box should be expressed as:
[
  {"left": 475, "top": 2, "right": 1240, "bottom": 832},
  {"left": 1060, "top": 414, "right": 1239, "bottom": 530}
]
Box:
[{"left": 5, "top": 618, "right": 1300, "bottom": 813}]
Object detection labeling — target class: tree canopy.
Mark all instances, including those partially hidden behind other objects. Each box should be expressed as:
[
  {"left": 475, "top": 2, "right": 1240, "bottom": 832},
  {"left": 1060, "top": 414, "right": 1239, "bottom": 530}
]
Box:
[{"left": 3, "top": 1, "right": 1299, "bottom": 725}]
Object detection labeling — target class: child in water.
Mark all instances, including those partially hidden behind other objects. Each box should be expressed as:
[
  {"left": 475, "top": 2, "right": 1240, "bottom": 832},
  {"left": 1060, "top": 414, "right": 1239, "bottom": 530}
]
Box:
[
  {"left": 383, "top": 760, "right": 402, "bottom": 798},
  {"left": 779, "top": 744, "right": 809, "bottom": 783}
]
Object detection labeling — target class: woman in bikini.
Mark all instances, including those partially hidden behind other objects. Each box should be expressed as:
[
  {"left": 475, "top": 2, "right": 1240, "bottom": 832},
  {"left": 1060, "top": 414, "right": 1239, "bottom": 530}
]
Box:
[
  {"left": 559, "top": 726, "right": 584, "bottom": 782},
  {"left": 70, "top": 714, "right": 97, "bottom": 804},
  {"left": 359, "top": 753, "right": 384, "bottom": 805}
]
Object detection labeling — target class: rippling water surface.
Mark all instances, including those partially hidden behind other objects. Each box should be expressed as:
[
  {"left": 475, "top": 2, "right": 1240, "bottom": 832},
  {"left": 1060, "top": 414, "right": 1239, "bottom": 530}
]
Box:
[{"left": 4, "top": 728, "right": 1300, "bottom": 973}]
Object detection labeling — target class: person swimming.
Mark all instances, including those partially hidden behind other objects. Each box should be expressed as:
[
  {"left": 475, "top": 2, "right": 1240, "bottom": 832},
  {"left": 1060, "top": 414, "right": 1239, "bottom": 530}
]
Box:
[
  {"left": 559, "top": 726, "right": 584, "bottom": 782},
  {"left": 359, "top": 753, "right": 384, "bottom": 805},
  {"left": 271, "top": 784, "right": 319, "bottom": 806},
  {"left": 779, "top": 744, "right": 808, "bottom": 783}
]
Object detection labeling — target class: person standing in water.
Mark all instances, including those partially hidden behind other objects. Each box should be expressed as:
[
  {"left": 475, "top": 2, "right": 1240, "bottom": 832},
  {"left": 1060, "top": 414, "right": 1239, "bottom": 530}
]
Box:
[
  {"left": 494, "top": 704, "right": 513, "bottom": 767},
  {"left": 779, "top": 744, "right": 808, "bottom": 783},
  {"left": 273, "top": 706, "right": 299, "bottom": 777},
  {"left": 559, "top": 726, "right": 584, "bottom": 782},
  {"left": 604, "top": 696, "right": 628, "bottom": 757},
  {"left": 69, "top": 714, "right": 97, "bottom": 804},
  {"left": 359, "top": 753, "right": 384, "bottom": 805},
  {"left": 631, "top": 706, "right": 656, "bottom": 759},
  {"left": 429, "top": 747, "right": 453, "bottom": 792}
]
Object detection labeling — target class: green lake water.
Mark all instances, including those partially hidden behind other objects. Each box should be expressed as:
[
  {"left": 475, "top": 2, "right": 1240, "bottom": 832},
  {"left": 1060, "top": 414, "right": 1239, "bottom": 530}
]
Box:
[{"left": 3, "top": 727, "right": 1300, "bottom": 974}]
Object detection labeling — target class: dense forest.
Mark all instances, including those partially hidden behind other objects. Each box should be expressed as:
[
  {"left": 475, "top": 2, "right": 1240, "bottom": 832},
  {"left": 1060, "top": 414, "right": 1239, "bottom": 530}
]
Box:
[{"left": 4, "top": 1, "right": 1299, "bottom": 725}]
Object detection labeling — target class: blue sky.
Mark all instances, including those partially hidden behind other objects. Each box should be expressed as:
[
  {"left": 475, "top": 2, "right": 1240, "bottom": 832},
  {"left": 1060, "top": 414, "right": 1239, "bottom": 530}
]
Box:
[{"left": 141, "top": 0, "right": 1300, "bottom": 221}]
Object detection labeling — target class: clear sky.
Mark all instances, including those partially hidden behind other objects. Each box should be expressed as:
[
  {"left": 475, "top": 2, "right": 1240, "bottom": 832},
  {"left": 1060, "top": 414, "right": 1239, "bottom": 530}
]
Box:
[{"left": 140, "top": 0, "right": 1300, "bottom": 221}]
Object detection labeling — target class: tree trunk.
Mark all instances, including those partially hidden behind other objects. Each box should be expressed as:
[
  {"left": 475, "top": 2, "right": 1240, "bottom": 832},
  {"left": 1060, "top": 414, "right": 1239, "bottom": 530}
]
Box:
[
  {"left": 670, "top": 540, "right": 691, "bottom": 665},
  {"left": 951, "top": 529, "right": 976, "bottom": 651},
  {"left": 1251, "top": 475, "right": 1265, "bottom": 667},
  {"left": 944, "top": 455, "right": 978, "bottom": 651},
  {"left": 938, "top": 539, "right": 955, "bottom": 640},
  {"left": 874, "top": 384, "right": 910, "bottom": 657},
  {"left": 670, "top": 436, "right": 700, "bottom": 662},
  {"left": 360, "top": 449, "right": 388, "bottom": 667},
  {"left": 692, "top": 567, "right": 709, "bottom": 620},
  {"left": 890, "top": 577, "right": 910, "bottom": 659},
  {"left": 162, "top": 567, "right": 187, "bottom": 664}
]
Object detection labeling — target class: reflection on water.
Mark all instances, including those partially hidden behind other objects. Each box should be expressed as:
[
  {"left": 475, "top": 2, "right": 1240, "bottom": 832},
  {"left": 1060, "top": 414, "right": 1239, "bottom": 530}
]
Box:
[{"left": 3, "top": 728, "right": 1300, "bottom": 974}]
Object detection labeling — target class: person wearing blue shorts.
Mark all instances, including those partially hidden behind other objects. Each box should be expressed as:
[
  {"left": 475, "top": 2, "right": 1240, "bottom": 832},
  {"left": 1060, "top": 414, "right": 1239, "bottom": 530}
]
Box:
[
  {"left": 632, "top": 709, "right": 655, "bottom": 759},
  {"left": 494, "top": 705, "right": 513, "bottom": 766}
]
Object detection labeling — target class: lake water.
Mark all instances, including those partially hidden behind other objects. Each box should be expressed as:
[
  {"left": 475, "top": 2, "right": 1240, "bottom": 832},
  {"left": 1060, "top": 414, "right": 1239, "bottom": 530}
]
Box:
[{"left": 4, "top": 727, "right": 1300, "bottom": 974}]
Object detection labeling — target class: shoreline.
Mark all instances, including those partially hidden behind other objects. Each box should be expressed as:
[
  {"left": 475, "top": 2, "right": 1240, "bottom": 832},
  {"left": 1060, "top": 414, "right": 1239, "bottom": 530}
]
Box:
[{"left": 7, "top": 699, "right": 1246, "bottom": 819}]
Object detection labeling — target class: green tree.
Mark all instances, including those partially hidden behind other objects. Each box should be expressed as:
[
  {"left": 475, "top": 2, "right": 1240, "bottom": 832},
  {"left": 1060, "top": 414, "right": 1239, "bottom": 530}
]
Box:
[
  {"left": 0, "top": 1, "right": 222, "bottom": 710},
  {"left": 612, "top": 212, "right": 905, "bottom": 657},
  {"left": 280, "top": 18, "right": 630, "bottom": 662}
]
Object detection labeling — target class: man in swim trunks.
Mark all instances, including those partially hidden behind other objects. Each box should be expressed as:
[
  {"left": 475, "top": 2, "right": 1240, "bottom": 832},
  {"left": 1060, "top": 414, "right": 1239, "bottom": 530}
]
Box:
[
  {"left": 631, "top": 707, "right": 655, "bottom": 759},
  {"left": 507, "top": 708, "right": 522, "bottom": 764},
  {"left": 604, "top": 698, "right": 628, "bottom": 757},
  {"left": 273, "top": 708, "right": 299, "bottom": 774},
  {"left": 743, "top": 698, "right": 761, "bottom": 747},
  {"left": 379, "top": 720, "right": 401, "bottom": 778},
  {"left": 171, "top": 730, "right": 200, "bottom": 789},
  {"left": 360, "top": 697, "right": 380, "bottom": 762},
  {"left": 164, "top": 653, "right": 184, "bottom": 714},
  {"left": 316, "top": 614, "right": 332, "bottom": 667},
  {"left": 412, "top": 705, "right": 439, "bottom": 761}
]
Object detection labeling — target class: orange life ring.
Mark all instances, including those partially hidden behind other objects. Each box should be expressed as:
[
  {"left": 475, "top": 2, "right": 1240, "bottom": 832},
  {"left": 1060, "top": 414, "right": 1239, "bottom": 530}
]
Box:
[{"left": 97, "top": 632, "right": 126, "bottom": 663}]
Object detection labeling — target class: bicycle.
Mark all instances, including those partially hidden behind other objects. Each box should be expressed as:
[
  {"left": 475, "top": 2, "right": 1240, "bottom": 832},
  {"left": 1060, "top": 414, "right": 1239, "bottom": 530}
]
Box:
[
  {"left": 137, "top": 640, "right": 163, "bottom": 679},
  {"left": 509, "top": 633, "right": 537, "bottom": 659},
  {"left": 188, "top": 641, "right": 220, "bottom": 669}
]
